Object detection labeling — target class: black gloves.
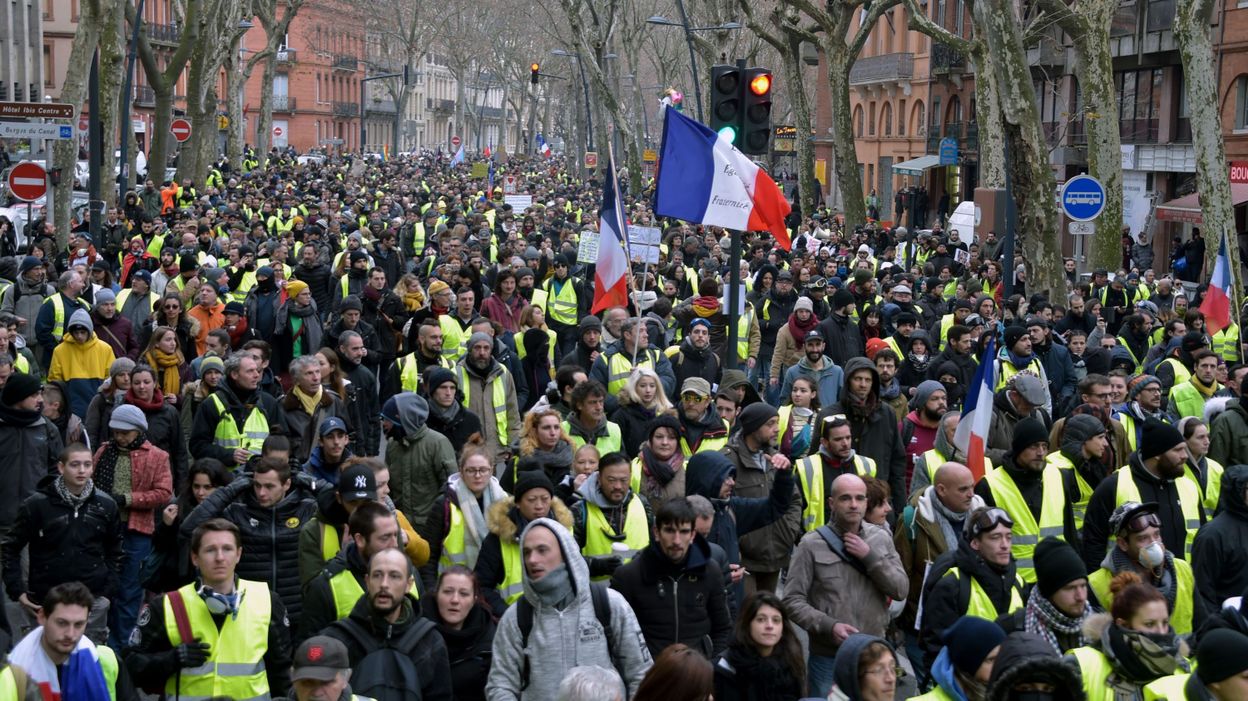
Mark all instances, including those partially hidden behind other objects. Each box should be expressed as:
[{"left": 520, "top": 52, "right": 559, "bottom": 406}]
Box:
[
  {"left": 175, "top": 642, "right": 211, "bottom": 668},
  {"left": 589, "top": 556, "right": 624, "bottom": 578}
]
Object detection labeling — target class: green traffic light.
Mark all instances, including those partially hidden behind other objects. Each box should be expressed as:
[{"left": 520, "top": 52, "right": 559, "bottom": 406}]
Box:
[{"left": 717, "top": 126, "right": 737, "bottom": 143}]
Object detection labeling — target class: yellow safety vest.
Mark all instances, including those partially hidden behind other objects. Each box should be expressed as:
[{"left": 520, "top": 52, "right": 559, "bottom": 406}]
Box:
[
  {"left": 984, "top": 464, "right": 1067, "bottom": 583},
  {"left": 516, "top": 328, "right": 557, "bottom": 365},
  {"left": 796, "top": 454, "right": 875, "bottom": 531},
  {"left": 456, "top": 365, "right": 508, "bottom": 443},
  {"left": 679, "top": 420, "right": 731, "bottom": 457},
  {"left": 564, "top": 420, "right": 623, "bottom": 455},
  {"left": 163, "top": 579, "right": 271, "bottom": 700},
  {"left": 328, "top": 564, "right": 419, "bottom": 620},
  {"left": 543, "top": 277, "right": 579, "bottom": 326},
  {"left": 412, "top": 223, "right": 428, "bottom": 256},
  {"left": 1088, "top": 559, "right": 1195, "bottom": 634},
  {"left": 1117, "top": 412, "right": 1140, "bottom": 453},
  {"left": 528, "top": 287, "right": 548, "bottom": 312},
  {"left": 46, "top": 294, "right": 89, "bottom": 340},
  {"left": 942, "top": 566, "right": 1025, "bottom": 621},
  {"left": 938, "top": 314, "right": 955, "bottom": 351},
  {"left": 1117, "top": 336, "right": 1142, "bottom": 372},
  {"left": 321, "top": 521, "right": 341, "bottom": 562},
  {"left": 1184, "top": 458, "right": 1225, "bottom": 513},
  {"left": 397, "top": 353, "right": 449, "bottom": 393},
  {"left": 12, "top": 354, "right": 29, "bottom": 373},
  {"left": 115, "top": 288, "right": 156, "bottom": 316},
  {"left": 233, "top": 269, "right": 257, "bottom": 303},
  {"left": 498, "top": 539, "right": 525, "bottom": 605},
  {"left": 1046, "top": 452, "right": 1092, "bottom": 530},
  {"left": 1169, "top": 380, "right": 1217, "bottom": 419},
  {"left": 1160, "top": 358, "right": 1192, "bottom": 388},
  {"left": 1070, "top": 646, "right": 1159, "bottom": 701},
  {"left": 207, "top": 393, "right": 270, "bottom": 459},
  {"left": 439, "top": 315, "right": 464, "bottom": 364},
  {"left": 604, "top": 348, "right": 661, "bottom": 396},
  {"left": 1115, "top": 467, "right": 1201, "bottom": 560},
  {"left": 737, "top": 306, "right": 755, "bottom": 362},
  {"left": 994, "top": 356, "right": 1044, "bottom": 393},
  {"left": 1143, "top": 673, "right": 1190, "bottom": 701},
  {"left": 439, "top": 502, "right": 471, "bottom": 571},
  {"left": 907, "top": 686, "right": 957, "bottom": 701},
  {"left": 583, "top": 496, "right": 650, "bottom": 581},
  {"left": 1212, "top": 323, "right": 1240, "bottom": 363}
]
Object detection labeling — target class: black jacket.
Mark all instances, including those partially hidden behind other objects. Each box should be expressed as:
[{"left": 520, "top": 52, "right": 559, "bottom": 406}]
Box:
[
  {"left": 609, "top": 402, "right": 664, "bottom": 460},
  {"left": 421, "top": 596, "right": 495, "bottom": 701},
  {"left": 975, "top": 453, "right": 1082, "bottom": 554},
  {"left": 340, "top": 358, "right": 381, "bottom": 456},
  {"left": 325, "top": 318, "right": 383, "bottom": 376},
  {"left": 1080, "top": 452, "right": 1205, "bottom": 573},
  {"left": 817, "top": 311, "right": 865, "bottom": 370},
  {"left": 424, "top": 402, "right": 484, "bottom": 452},
  {"left": 293, "top": 261, "right": 334, "bottom": 315},
  {"left": 712, "top": 642, "right": 805, "bottom": 701},
  {"left": 919, "top": 537, "right": 1023, "bottom": 661},
  {"left": 300, "top": 541, "right": 367, "bottom": 641},
  {"left": 188, "top": 380, "right": 285, "bottom": 467},
  {"left": 669, "top": 338, "right": 721, "bottom": 403},
  {"left": 322, "top": 594, "right": 453, "bottom": 701},
  {"left": 820, "top": 357, "right": 908, "bottom": 513},
  {"left": 360, "top": 287, "right": 408, "bottom": 373},
  {"left": 609, "top": 537, "right": 733, "bottom": 659},
  {"left": 179, "top": 472, "right": 319, "bottom": 620},
  {"left": 124, "top": 581, "right": 292, "bottom": 696},
  {"left": 1192, "top": 465, "right": 1248, "bottom": 614},
  {"left": 2, "top": 476, "right": 124, "bottom": 602}
]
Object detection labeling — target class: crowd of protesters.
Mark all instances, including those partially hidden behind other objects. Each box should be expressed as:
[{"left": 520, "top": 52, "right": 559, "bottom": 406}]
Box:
[{"left": 0, "top": 145, "right": 1245, "bottom": 701}]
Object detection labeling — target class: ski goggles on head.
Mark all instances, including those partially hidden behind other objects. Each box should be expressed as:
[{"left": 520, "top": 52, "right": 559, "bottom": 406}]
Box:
[
  {"left": 966, "top": 507, "right": 1014, "bottom": 540},
  {"left": 1117, "top": 511, "right": 1161, "bottom": 536}
]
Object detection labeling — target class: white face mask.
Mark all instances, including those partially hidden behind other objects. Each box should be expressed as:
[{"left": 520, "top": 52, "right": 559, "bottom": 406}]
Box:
[{"left": 1138, "top": 540, "right": 1166, "bottom": 569}]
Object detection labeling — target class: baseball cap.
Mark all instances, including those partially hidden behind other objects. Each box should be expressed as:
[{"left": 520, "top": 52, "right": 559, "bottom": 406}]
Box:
[
  {"left": 338, "top": 465, "right": 377, "bottom": 501},
  {"left": 681, "top": 377, "right": 712, "bottom": 398},
  {"left": 292, "top": 636, "right": 351, "bottom": 682},
  {"left": 319, "top": 416, "right": 348, "bottom": 437}
]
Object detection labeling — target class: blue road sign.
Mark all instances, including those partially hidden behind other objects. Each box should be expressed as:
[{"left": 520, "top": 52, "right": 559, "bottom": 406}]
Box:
[
  {"left": 1060, "top": 174, "right": 1106, "bottom": 221},
  {"left": 939, "top": 137, "right": 958, "bottom": 166},
  {"left": 59, "top": 125, "right": 72, "bottom": 139}
]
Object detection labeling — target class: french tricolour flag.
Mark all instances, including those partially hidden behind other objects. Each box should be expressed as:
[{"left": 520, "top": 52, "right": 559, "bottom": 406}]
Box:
[
  {"left": 592, "top": 156, "right": 630, "bottom": 313},
  {"left": 954, "top": 335, "right": 997, "bottom": 482},
  {"left": 1200, "top": 230, "right": 1234, "bottom": 335},
  {"left": 653, "top": 107, "right": 792, "bottom": 248}
]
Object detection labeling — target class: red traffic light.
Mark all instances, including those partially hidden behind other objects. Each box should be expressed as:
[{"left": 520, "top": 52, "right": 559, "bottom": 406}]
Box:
[{"left": 748, "top": 73, "right": 772, "bottom": 96}]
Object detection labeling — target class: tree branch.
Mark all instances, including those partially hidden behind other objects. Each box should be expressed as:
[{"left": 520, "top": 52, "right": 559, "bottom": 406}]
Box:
[{"left": 902, "top": 0, "right": 977, "bottom": 55}]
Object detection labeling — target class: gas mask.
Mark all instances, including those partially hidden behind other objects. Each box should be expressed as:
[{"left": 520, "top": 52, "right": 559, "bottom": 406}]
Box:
[{"left": 1138, "top": 540, "right": 1166, "bottom": 570}]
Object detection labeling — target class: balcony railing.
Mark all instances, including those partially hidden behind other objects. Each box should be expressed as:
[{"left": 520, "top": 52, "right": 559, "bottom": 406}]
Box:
[
  {"left": 368, "top": 99, "right": 397, "bottom": 114},
  {"left": 927, "top": 132, "right": 941, "bottom": 153},
  {"left": 426, "top": 97, "right": 455, "bottom": 113},
  {"left": 146, "top": 23, "right": 181, "bottom": 44},
  {"left": 944, "top": 121, "right": 964, "bottom": 140},
  {"left": 273, "top": 95, "right": 296, "bottom": 112},
  {"left": 848, "top": 52, "right": 914, "bottom": 86},
  {"left": 1121, "top": 118, "right": 1159, "bottom": 144},
  {"left": 964, "top": 122, "right": 979, "bottom": 151},
  {"left": 134, "top": 85, "right": 155, "bottom": 107},
  {"left": 332, "top": 101, "right": 359, "bottom": 117},
  {"left": 332, "top": 55, "right": 358, "bottom": 71},
  {"left": 276, "top": 48, "right": 296, "bottom": 64},
  {"left": 931, "top": 43, "right": 966, "bottom": 75}
]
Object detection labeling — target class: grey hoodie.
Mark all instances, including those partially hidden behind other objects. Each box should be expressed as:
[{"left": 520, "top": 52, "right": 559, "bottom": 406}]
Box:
[
  {"left": 67, "top": 308, "right": 93, "bottom": 333},
  {"left": 395, "top": 391, "right": 430, "bottom": 437},
  {"left": 485, "top": 518, "right": 653, "bottom": 700}
]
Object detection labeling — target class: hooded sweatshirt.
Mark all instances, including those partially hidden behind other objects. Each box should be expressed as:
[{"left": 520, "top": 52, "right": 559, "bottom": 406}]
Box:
[
  {"left": 1192, "top": 464, "right": 1248, "bottom": 614},
  {"left": 821, "top": 357, "right": 907, "bottom": 512},
  {"left": 386, "top": 392, "right": 457, "bottom": 531},
  {"left": 829, "top": 634, "right": 891, "bottom": 701},
  {"left": 484, "top": 518, "right": 653, "bottom": 700},
  {"left": 48, "top": 309, "right": 117, "bottom": 419}
]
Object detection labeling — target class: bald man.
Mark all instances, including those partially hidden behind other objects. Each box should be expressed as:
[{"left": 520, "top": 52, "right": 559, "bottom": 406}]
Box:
[
  {"left": 895, "top": 462, "right": 987, "bottom": 680},
  {"left": 784, "top": 473, "right": 909, "bottom": 697}
]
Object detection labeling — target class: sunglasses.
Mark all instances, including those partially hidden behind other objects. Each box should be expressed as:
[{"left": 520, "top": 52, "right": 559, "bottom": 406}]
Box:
[
  {"left": 681, "top": 392, "right": 709, "bottom": 402},
  {"left": 969, "top": 507, "right": 1014, "bottom": 536}
]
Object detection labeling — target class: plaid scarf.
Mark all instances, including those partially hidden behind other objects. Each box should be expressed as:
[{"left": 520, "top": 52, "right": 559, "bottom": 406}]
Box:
[
  {"left": 54, "top": 475, "right": 94, "bottom": 511},
  {"left": 1024, "top": 586, "right": 1089, "bottom": 654}
]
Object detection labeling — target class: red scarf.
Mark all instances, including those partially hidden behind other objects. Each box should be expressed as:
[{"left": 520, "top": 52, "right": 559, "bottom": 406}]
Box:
[
  {"left": 124, "top": 386, "right": 165, "bottom": 411},
  {"left": 787, "top": 311, "right": 819, "bottom": 343},
  {"left": 227, "top": 318, "right": 250, "bottom": 348}
]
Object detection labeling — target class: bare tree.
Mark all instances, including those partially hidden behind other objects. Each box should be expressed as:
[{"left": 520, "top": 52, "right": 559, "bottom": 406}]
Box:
[
  {"left": 128, "top": 0, "right": 201, "bottom": 183},
  {"left": 250, "top": 0, "right": 307, "bottom": 169},
  {"left": 364, "top": 0, "right": 444, "bottom": 154},
  {"left": 178, "top": 0, "right": 250, "bottom": 181}
]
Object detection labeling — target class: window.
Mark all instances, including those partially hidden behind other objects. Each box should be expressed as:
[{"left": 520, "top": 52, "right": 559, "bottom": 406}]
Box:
[
  {"left": 1237, "top": 76, "right": 1248, "bottom": 131},
  {"left": 1115, "top": 68, "right": 1162, "bottom": 142},
  {"left": 868, "top": 102, "right": 876, "bottom": 136},
  {"left": 913, "top": 100, "right": 925, "bottom": 134},
  {"left": 931, "top": 96, "right": 941, "bottom": 134},
  {"left": 43, "top": 44, "right": 52, "bottom": 87},
  {"left": 855, "top": 105, "right": 864, "bottom": 137},
  {"left": 898, "top": 99, "right": 907, "bottom": 135},
  {"left": 882, "top": 102, "right": 893, "bottom": 136}
]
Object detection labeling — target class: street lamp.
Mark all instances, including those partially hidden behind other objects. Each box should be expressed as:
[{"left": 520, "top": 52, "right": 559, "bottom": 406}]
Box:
[
  {"left": 647, "top": 8, "right": 742, "bottom": 122},
  {"left": 552, "top": 49, "right": 594, "bottom": 151}
]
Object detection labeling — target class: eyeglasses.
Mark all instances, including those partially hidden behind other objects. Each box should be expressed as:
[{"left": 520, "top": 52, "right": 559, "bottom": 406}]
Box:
[
  {"left": 969, "top": 507, "right": 1014, "bottom": 537},
  {"left": 462, "top": 467, "right": 492, "bottom": 477},
  {"left": 1118, "top": 511, "right": 1161, "bottom": 535},
  {"left": 864, "top": 665, "right": 905, "bottom": 679}
]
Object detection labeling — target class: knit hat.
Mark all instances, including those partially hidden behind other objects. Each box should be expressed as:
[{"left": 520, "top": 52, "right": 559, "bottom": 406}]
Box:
[
  {"left": 516, "top": 267, "right": 535, "bottom": 280},
  {"left": 577, "top": 315, "right": 603, "bottom": 334},
  {"left": 467, "top": 331, "right": 493, "bottom": 352},
  {"left": 109, "top": 404, "right": 148, "bottom": 432},
  {"left": 865, "top": 337, "right": 889, "bottom": 360},
  {"left": 427, "top": 280, "right": 450, "bottom": 296},
  {"left": 109, "top": 357, "right": 136, "bottom": 379},
  {"left": 425, "top": 367, "right": 458, "bottom": 393},
  {"left": 1127, "top": 374, "right": 1162, "bottom": 402},
  {"left": 941, "top": 617, "right": 1007, "bottom": 676},
  {"left": 349, "top": 250, "right": 369, "bottom": 264},
  {"left": 1196, "top": 628, "right": 1248, "bottom": 685},
  {"left": 737, "top": 403, "right": 778, "bottom": 438},
  {"left": 224, "top": 301, "right": 245, "bottom": 316},
  {"left": 852, "top": 269, "right": 872, "bottom": 286},
  {"left": 179, "top": 255, "right": 199, "bottom": 273},
  {"left": 94, "top": 288, "right": 116, "bottom": 305},
  {"left": 200, "top": 355, "right": 225, "bottom": 377},
  {"left": 1181, "top": 331, "right": 1208, "bottom": 353},
  {"left": 1062, "top": 414, "right": 1105, "bottom": 446},
  {"left": 832, "top": 288, "right": 855, "bottom": 310},
  {"left": 256, "top": 266, "right": 274, "bottom": 279},
  {"left": 689, "top": 318, "right": 711, "bottom": 333},
  {"left": 1011, "top": 416, "right": 1049, "bottom": 456},
  {"left": 1034, "top": 537, "right": 1087, "bottom": 598},
  {"left": 2, "top": 372, "right": 43, "bottom": 406},
  {"left": 1003, "top": 325, "right": 1028, "bottom": 350},
  {"left": 338, "top": 295, "right": 363, "bottom": 313},
  {"left": 18, "top": 256, "right": 42, "bottom": 274},
  {"left": 794, "top": 296, "right": 813, "bottom": 313},
  {"left": 647, "top": 415, "right": 681, "bottom": 442},
  {"left": 514, "top": 471, "right": 555, "bottom": 500},
  {"left": 1139, "top": 420, "right": 1184, "bottom": 461},
  {"left": 285, "top": 280, "right": 308, "bottom": 299},
  {"left": 910, "top": 380, "right": 946, "bottom": 410}
]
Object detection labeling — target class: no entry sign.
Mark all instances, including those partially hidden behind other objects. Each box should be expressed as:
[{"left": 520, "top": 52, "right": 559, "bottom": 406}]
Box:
[
  {"left": 7, "top": 161, "right": 47, "bottom": 202},
  {"left": 170, "top": 118, "right": 192, "bottom": 143},
  {"left": 451, "top": 135, "right": 461, "bottom": 148}
]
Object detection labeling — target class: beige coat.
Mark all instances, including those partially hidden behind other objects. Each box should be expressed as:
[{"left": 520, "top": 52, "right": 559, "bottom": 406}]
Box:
[{"left": 770, "top": 323, "right": 804, "bottom": 381}]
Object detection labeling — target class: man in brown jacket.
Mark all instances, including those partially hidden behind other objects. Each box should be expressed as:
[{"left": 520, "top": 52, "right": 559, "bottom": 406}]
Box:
[{"left": 783, "top": 473, "right": 908, "bottom": 698}]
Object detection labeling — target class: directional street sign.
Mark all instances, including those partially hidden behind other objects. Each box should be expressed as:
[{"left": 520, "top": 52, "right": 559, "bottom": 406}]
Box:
[
  {"left": 7, "top": 161, "right": 48, "bottom": 202},
  {"left": 1060, "top": 174, "right": 1106, "bottom": 222},
  {"left": 170, "top": 118, "right": 192, "bottom": 143},
  {"left": 0, "top": 102, "right": 75, "bottom": 119},
  {"left": 0, "top": 122, "right": 75, "bottom": 140}
]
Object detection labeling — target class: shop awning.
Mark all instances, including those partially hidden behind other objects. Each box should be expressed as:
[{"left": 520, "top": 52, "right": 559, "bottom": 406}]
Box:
[
  {"left": 1155, "top": 183, "right": 1248, "bottom": 224},
  {"left": 892, "top": 154, "right": 941, "bottom": 176}
]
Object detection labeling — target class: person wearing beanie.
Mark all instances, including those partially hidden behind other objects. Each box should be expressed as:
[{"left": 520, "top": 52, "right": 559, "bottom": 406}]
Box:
[
  {"left": 559, "top": 314, "right": 603, "bottom": 369},
  {"left": 1115, "top": 374, "right": 1174, "bottom": 451},
  {"left": 1162, "top": 627, "right": 1248, "bottom": 700},
  {"left": 457, "top": 328, "right": 521, "bottom": 463},
  {"left": 818, "top": 285, "right": 865, "bottom": 368},
  {"left": 899, "top": 379, "right": 948, "bottom": 488},
  {"left": 539, "top": 249, "right": 586, "bottom": 361},
  {"left": 86, "top": 281, "right": 140, "bottom": 363},
  {"left": 984, "top": 631, "right": 1084, "bottom": 701},
  {"left": 271, "top": 274, "right": 324, "bottom": 374},
  {"left": 916, "top": 617, "right": 1006, "bottom": 701},
  {"left": 997, "top": 537, "right": 1091, "bottom": 655},
  {"left": 1046, "top": 412, "right": 1111, "bottom": 530},
  {"left": 1080, "top": 418, "right": 1205, "bottom": 575},
  {"left": 975, "top": 416, "right": 1080, "bottom": 584},
  {"left": 418, "top": 363, "right": 482, "bottom": 452},
  {"left": 474, "top": 467, "right": 574, "bottom": 619}
]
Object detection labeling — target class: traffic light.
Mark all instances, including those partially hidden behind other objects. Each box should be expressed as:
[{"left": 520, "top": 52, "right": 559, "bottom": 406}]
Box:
[
  {"left": 741, "top": 67, "right": 773, "bottom": 155},
  {"left": 709, "top": 64, "right": 742, "bottom": 146},
  {"left": 531, "top": 63, "right": 540, "bottom": 85}
]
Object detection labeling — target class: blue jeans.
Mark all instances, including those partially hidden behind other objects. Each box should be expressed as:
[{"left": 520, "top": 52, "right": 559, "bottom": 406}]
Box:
[
  {"left": 808, "top": 653, "right": 838, "bottom": 698},
  {"left": 109, "top": 530, "right": 151, "bottom": 650}
]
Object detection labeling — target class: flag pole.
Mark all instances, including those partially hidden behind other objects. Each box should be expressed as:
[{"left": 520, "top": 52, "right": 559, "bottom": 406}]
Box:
[{"left": 601, "top": 128, "right": 647, "bottom": 368}]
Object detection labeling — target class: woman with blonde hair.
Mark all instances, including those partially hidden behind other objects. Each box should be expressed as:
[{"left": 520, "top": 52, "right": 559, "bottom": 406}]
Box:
[
  {"left": 395, "top": 272, "right": 425, "bottom": 312},
  {"left": 506, "top": 408, "right": 574, "bottom": 491},
  {"left": 611, "top": 366, "right": 676, "bottom": 459}
]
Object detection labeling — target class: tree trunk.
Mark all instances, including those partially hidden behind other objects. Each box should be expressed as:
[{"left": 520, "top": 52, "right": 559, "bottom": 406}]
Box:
[
  {"left": 825, "top": 49, "right": 866, "bottom": 227},
  {"left": 52, "top": 0, "right": 105, "bottom": 242},
  {"left": 147, "top": 89, "right": 175, "bottom": 183},
  {"left": 783, "top": 34, "right": 818, "bottom": 213},
  {"left": 256, "top": 60, "right": 275, "bottom": 167},
  {"left": 977, "top": 0, "right": 1064, "bottom": 297},
  {"left": 972, "top": 46, "right": 1006, "bottom": 188},
  {"left": 226, "top": 61, "right": 246, "bottom": 168},
  {"left": 1176, "top": 0, "right": 1240, "bottom": 281},
  {"left": 98, "top": 0, "right": 125, "bottom": 207}
]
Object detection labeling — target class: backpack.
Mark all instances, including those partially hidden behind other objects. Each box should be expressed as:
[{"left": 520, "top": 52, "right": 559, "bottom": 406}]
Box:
[
  {"left": 329, "top": 615, "right": 437, "bottom": 701},
  {"left": 516, "top": 582, "right": 614, "bottom": 690}
]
